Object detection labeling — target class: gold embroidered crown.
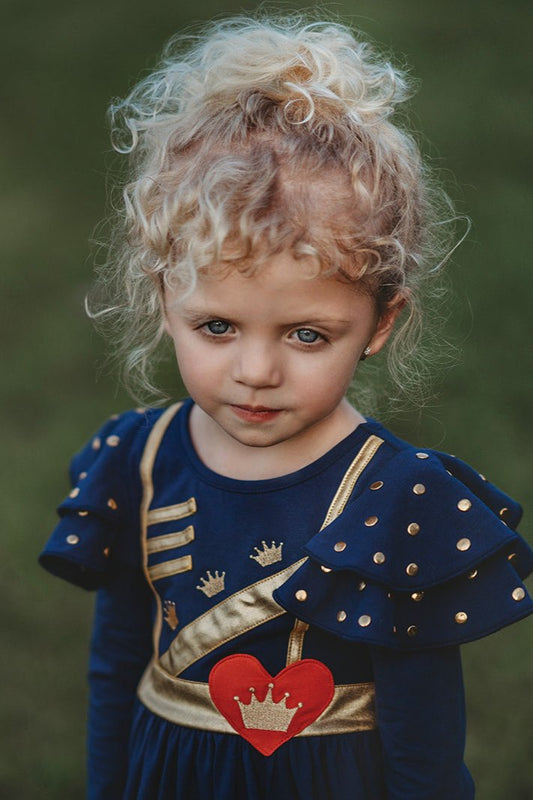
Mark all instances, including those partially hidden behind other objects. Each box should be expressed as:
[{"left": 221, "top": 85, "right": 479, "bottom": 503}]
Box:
[
  {"left": 234, "top": 683, "right": 303, "bottom": 732},
  {"left": 249, "top": 540, "right": 283, "bottom": 567},
  {"left": 196, "top": 570, "right": 226, "bottom": 598}
]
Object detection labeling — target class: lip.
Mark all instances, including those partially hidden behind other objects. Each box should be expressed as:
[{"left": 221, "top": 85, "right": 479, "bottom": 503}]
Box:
[{"left": 230, "top": 404, "right": 282, "bottom": 423}]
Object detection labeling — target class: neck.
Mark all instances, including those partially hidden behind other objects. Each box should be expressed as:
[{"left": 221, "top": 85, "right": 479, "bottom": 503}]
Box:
[{"left": 188, "top": 400, "right": 365, "bottom": 480}]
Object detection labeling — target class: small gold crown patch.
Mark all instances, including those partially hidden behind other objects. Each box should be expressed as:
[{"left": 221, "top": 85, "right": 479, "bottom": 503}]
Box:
[
  {"left": 163, "top": 600, "right": 179, "bottom": 630},
  {"left": 249, "top": 540, "right": 283, "bottom": 567},
  {"left": 196, "top": 570, "right": 226, "bottom": 598},
  {"left": 234, "top": 683, "right": 303, "bottom": 732}
]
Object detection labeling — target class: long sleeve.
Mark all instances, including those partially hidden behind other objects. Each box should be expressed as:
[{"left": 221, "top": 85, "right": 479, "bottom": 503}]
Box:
[
  {"left": 87, "top": 565, "right": 153, "bottom": 799},
  {"left": 370, "top": 645, "right": 475, "bottom": 799}
]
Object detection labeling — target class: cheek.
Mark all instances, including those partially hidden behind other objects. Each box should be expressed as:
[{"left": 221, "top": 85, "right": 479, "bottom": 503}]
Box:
[
  {"left": 172, "top": 337, "right": 224, "bottom": 389},
  {"left": 294, "top": 350, "right": 359, "bottom": 398}
]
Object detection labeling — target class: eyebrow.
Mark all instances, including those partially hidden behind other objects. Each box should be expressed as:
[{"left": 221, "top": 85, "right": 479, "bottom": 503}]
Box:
[{"left": 177, "top": 306, "right": 353, "bottom": 326}]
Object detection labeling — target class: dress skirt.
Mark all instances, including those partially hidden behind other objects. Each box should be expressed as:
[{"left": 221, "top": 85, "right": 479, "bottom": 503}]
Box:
[{"left": 125, "top": 701, "right": 386, "bottom": 800}]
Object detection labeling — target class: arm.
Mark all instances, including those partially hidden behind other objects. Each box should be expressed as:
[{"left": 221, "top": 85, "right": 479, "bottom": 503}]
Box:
[
  {"left": 370, "top": 645, "right": 475, "bottom": 800},
  {"left": 87, "top": 565, "right": 153, "bottom": 800}
]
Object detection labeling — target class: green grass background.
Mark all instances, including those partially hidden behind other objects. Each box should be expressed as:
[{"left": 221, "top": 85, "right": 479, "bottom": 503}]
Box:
[{"left": 2, "top": 0, "right": 532, "bottom": 796}]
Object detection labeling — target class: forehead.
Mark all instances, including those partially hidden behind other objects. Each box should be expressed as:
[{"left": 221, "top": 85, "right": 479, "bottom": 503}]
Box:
[{"left": 169, "top": 250, "right": 375, "bottom": 320}]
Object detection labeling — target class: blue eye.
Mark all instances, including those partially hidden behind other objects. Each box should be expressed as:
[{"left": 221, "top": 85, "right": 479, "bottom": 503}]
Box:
[
  {"left": 295, "top": 328, "right": 321, "bottom": 344},
  {"left": 205, "top": 320, "right": 230, "bottom": 335}
]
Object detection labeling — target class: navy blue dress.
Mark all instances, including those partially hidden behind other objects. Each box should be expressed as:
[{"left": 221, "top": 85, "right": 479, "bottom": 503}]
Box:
[{"left": 40, "top": 400, "right": 533, "bottom": 799}]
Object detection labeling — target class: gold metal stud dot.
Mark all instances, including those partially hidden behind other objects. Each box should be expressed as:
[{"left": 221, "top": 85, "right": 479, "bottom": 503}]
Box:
[
  {"left": 406, "top": 563, "right": 419, "bottom": 577},
  {"left": 457, "top": 498, "right": 472, "bottom": 512},
  {"left": 103, "top": 547, "right": 110, "bottom": 557},
  {"left": 66, "top": 534, "right": 79, "bottom": 545},
  {"left": 77, "top": 511, "right": 89, "bottom": 517},
  {"left": 358, "top": 614, "right": 372, "bottom": 627},
  {"left": 467, "top": 569, "right": 478, "bottom": 580},
  {"left": 455, "top": 611, "right": 468, "bottom": 624},
  {"left": 91, "top": 437, "right": 101, "bottom": 450},
  {"left": 358, "top": 580, "right": 366, "bottom": 591},
  {"left": 79, "top": 471, "right": 87, "bottom": 480},
  {"left": 508, "top": 552, "right": 517, "bottom": 562},
  {"left": 499, "top": 507, "right": 509, "bottom": 519},
  {"left": 337, "top": 610, "right": 347, "bottom": 622},
  {"left": 413, "top": 483, "right": 426, "bottom": 495},
  {"left": 411, "top": 591, "right": 424, "bottom": 602},
  {"left": 456, "top": 537, "right": 471, "bottom": 552},
  {"left": 106, "top": 435, "right": 120, "bottom": 447},
  {"left": 512, "top": 587, "right": 525, "bottom": 602},
  {"left": 69, "top": 487, "right": 80, "bottom": 498},
  {"left": 320, "top": 565, "right": 332, "bottom": 573},
  {"left": 370, "top": 481, "right": 383, "bottom": 490},
  {"left": 407, "top": 522, "right": 420, "bottom": 536},
  {"left": 334, "top": 541, "right": 346, "bottom": 552},
  {"left": 407, "top": 625, "right": 418, "bottom": 637},
  {"left": 295, "top": 590, "right": 308, "bottom": 602},
  {"left": 373, "top": 551, "right": 386, "bottom": 565},
  {"left": 416, "top": 452, "right": 429, "bottom": 459},
  {"left": 365, "top": 515, "right": 379, "bottom": 527},
  {"left": 107, "top": 498, "right": 118, "bottom": 510}
]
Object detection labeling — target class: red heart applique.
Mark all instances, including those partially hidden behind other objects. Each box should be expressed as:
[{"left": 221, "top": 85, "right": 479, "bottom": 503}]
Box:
[{"left": 208, "top": 654, "right": 334, "bottom": 756}]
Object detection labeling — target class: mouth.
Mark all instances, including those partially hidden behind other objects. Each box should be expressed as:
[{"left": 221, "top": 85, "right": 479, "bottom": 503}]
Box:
[{"left": 230, "top": 404, "right": 282, "bottom": 423}]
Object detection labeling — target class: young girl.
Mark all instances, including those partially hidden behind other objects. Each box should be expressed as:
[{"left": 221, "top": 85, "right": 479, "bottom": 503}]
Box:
[{"left": 39, "top": 14, "right": 532, "bottom": 799}]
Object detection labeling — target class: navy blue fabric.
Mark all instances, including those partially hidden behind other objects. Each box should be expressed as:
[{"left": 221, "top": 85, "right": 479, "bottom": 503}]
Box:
[
  {"left": 39, "top": 401, "right": 531, "bottom": 798},
  {"left": 125, "top": 704, "right": 386, "bottom": 799},
  {"left": 275, "top": 432, "right": 533, "bottom": 649}
]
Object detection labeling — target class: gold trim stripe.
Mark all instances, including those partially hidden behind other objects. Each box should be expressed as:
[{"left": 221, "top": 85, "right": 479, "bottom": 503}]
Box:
[
  {"left": 147, "top": 498, "right": 197, "bottom": 525},
  {"left": 322, "top": 434, "right": 384, "bottom": 528},
  {"left": 285, "top": 434, "right": 384, "bottom": 661},
  {"left": 140, "top": 402, "right": 184, "bottom": 653},
  {"left": 159, "top": 559, "right": 306, "bottom": 677},
  {"left": 286, "top": 619, "right": 310, "bottom": 666},
  {"left": 148, "top": 555, "right": 193, "bottom": 582},
  {"left": 138, "top": 660, "right": 376, "bottom": 735},
  {"left": 147, "top": 526, "right": 195, "bottom": 555}
]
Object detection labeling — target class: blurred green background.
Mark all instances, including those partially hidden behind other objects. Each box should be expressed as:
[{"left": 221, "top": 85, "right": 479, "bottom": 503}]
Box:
[{"left": 2, "top": 0, "right": 532, "bottom": 796}]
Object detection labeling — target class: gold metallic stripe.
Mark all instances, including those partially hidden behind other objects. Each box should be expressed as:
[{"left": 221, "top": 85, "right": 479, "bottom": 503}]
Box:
[
  {"left": 138, "top": 659, "right": 376, "bottom": 735},
  {"left": 159, "top": 559, "right": 306, "bottom": 677},
  {"left": 282, "top": 436, "right": 383, "bottom": 663},
  {"left": 147, "top": 526, "right": 195, "bottom": 555},
  {"left": 140, "top": 402, "right": 184, "bottom": 652},
  {"left": 148, "top": 555, "right": 193, "bottom": 582},
  {"left": 322, "top": 434, "right": 384, "bottom": 528},
  {"left": 147, "top": 498, "right": 197, "bottom": 525},
  {"left": 286, "top": 619, "right": 310, "bottom": 666}
]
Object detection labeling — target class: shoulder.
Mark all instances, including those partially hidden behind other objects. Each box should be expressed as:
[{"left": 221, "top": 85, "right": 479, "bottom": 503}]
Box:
[
  {"left": 275, "top": 422, "right": 533, "bottom": 649},
  {"left": 39, "top": 405, "right": 179, "bottom": 589}
]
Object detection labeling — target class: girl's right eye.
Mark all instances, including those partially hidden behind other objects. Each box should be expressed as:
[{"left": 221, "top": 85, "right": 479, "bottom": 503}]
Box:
[{"left": 204, "top": 320, "right": 231, "bottom": 335}]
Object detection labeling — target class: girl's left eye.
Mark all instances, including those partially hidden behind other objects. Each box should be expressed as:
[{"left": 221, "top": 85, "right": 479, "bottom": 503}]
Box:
[
  {"left": 294, "top": 328, "right": 322, "bottom": 344},
  {"left": 204, "top": 320, "right": 230, "bottom": 335}
]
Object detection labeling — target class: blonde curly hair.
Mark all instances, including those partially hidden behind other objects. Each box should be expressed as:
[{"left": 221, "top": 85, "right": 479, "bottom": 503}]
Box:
[{"left": 92, "top": 12, "right": 457, "bottom": 406}]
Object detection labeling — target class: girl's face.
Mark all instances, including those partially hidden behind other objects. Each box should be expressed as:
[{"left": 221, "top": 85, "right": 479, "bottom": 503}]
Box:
[{"left": 164, "top": 251, "right": 400, "bottom": 463}]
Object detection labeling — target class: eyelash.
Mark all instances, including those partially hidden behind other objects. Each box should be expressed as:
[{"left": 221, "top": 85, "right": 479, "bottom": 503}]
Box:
[{"left": 198, "top": 320, "right": 327, "bottom": 346}]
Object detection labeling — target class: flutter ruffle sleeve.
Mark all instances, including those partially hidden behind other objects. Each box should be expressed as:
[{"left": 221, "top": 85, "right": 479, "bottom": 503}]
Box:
[
  {"left": 39, "top": 409, "right": 151, "bottom": 590},
  {"left": 274, "top": 447, "right": 533, "bottom": 649}
]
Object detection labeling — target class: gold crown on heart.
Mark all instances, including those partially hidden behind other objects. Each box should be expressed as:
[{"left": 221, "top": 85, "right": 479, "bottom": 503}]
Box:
[{"left": 234, "top": 683, "right": 303, "bottom": 732}]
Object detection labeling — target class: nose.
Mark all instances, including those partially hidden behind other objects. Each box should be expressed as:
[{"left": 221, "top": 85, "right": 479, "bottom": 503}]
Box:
[{"left": 231, "top": 338, "right": 282, "bottom": 389}]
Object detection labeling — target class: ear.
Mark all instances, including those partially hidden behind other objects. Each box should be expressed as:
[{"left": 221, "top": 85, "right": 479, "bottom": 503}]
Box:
[{"left": 366, "top": 292, "right": 408, "bottom": 356}]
